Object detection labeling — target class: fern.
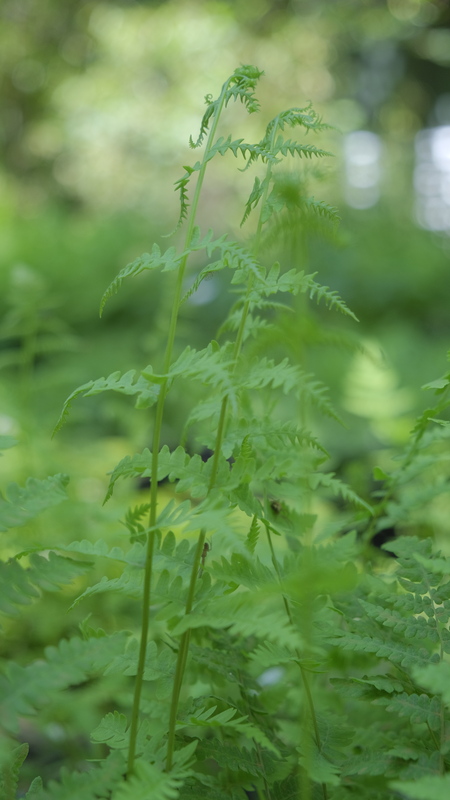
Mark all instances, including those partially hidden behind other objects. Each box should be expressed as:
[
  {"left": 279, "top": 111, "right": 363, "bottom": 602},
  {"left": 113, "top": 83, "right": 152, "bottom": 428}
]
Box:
[
  {"left": 6, "top": 64, "right": 447, "bottom": 800},
  {"left": 1, "top": 633, "right": 129, "bottom": 733},
  {"left": 0, "top": 474, "right": 69, "bottom": 531},
  {"left": 0, "top": 552, "right": 92, "bottom": 618},
  {"left": 53, "top": 370, "right": 161, "bottom": 435}
]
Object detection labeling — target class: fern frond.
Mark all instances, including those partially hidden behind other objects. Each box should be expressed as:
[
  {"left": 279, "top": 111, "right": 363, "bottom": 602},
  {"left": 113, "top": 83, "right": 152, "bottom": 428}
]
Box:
[
  {"left": 104, "top": 638, "right": 176, "bottom": 691},
  {"left": 190, "top": 98, "right": 218, "bottom": 149},
  {"left": 357, "top": 598, "right": 440, "bottom": 644},
  {"left": 189, "top": 66, "right": 263, "bottom": 152},
  {"left": 105, "top": 445, "right": 232, "bottom": 502},
  {"left": 53, "top": 371, "right": 160, "bottom": 435},
  {"left": 196, "top": 737, "right": 269, "bottom": 779},
  {"left": 390, "top": 774, "right": 450, "bottom": 800},
  {"left": 245, "top": 515, "right": 260, "bottom": 554},
  {"left": 102, "top": 225, "right": 227, "bottom": 307},
  {"left": 186, "top": 705, "right": 280, "bottom": 756},
  {"left": 169, "top": 164, "right": 195, "bottom": 234},
  {"left": 224, "top": 65, "right": 264, "bottom": 114},
  {"left": 58, "top": 538, "right": 145, "bottom": 566},
  {"left": 0, "top": 552, "right": 92, "bottom": 618},
  {"left": 142, "top": 343, "right": 235, "bottom": 398},
  {"left": 377, "top": 692, "right": 441, "bottom": 732},
  {"left": 305, "top": 274, "right": 358, "bottom": 320},
  {"left": 1, "top": 633, "right": 128, "bottom": 733},
  {"left": 211, "top": 553, "right": 274, "bottom": 590},
  {"left": 309, "top": 473, "right": 372, "bottom": 511},
  {"left": 30, "top": 751, "right": 125, "bottom": 800},
  {"left": 328, "top": 629, "right": 438, "bottom": 671},
  {"left": 269, "top": 105, "right": 334, "bottom": 135},
  {"left": 302, "top": 196, "right": 341, "bottom": 223},
  {"left": 0, "top": 742, "right": 28, "bottom": 800},
  {"left": 0, "top": 474, "right": 69, "bottom": 531},
  {"left": 90, "top": 711, "right": 129, "bottom": 749},
  {"left": 113, "top": 755, "right": 191, "bottom": 800},
  {"left": 220, "top": 417, "right": 328, "bottom": 460},
  {"left": 173, "top": 591, "right": 301, "bottom": 651},
  {"left": 99, "top": 244, "right": 179, "bottom": 316},
  {"left": 272, "top": 137, "right": 333, "bottom": 161},
  {"left": 412, "top": 661, "right": 450, "bottom": 706},
  {"left": 241, "top": 175, "right": 266, "bottom": 226}
]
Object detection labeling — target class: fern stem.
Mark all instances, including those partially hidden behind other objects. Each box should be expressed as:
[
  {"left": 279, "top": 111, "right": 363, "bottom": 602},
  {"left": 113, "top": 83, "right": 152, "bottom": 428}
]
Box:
[{"left": 127, "top": 76, "right": 235, "bottom": 778}]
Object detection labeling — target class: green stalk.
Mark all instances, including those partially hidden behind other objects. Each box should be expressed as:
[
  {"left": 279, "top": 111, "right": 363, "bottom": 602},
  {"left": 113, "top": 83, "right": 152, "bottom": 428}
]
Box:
[{"left": 126, "top": 76, "right": 235, "bottom": 777}]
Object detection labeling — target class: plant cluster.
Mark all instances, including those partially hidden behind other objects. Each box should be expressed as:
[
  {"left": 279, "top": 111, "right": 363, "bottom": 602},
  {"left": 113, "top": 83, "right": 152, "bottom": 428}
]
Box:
[{"left": 1, "top": 66, "right": 450, "bottom": 800}]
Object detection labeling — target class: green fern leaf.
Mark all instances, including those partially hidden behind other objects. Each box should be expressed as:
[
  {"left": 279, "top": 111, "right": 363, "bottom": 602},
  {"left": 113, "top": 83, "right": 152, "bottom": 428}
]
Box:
[
  {"left": 309, "top": 473, "right": 372, "bottom": 511},
  {"left": 112, "top": 751, "right": 193, "bottom": 800},
  {"left": 245, "top": 515, "right": 260, "bottom": 554},
  {"left": 186, "top": 705, "right": 280, "bottom": 756},
  {"left": 272, "top": 138, "right": 333, "bottom": 161},
  {"left": 357, "top": 598, "right": 439, "bottom": 643},
  {"left": 0, "top": 632, "right": 128, "bottom": 733},
  {"left": 412, "top": 661, "right": 450, "bottom": 705},
  {"left": 211, "top": 552, "right": 274, "bottom": 590},
  {"left": 53, "top": 371, "right": 160, "bottom": 434},
  {"left": 328, "top": 629, "right": 438, "bottom": 670},
  {"left": 24, "top": 776, "right": 43, "bottom": 798},
  {"left": 142, "top": 343, "right": 235, "bottom": 397},
  {"left": 305, "top": 274, "right": 358, "bottom": 320},
  {"left": 0, "top": 742, "right": 28, "bottom": 800},
  {"left": 241, "top": 175, "right": 267, "bottom": 225},
  {"left": 0, "top": 474, "right": 69, "bottom": 531},
  {"left": 341, "top": 749, "right": 394, "bottom": 777},
  {"left": 269, "top": 105, "right": 333, "bottom": 134},
  {"left": 99, "top": 244, "right": 179, "bottom": 316},
  {"left": 173, "top": 592, "right": 300, "bottom": 651},
  {"left": 90, "top": 711, "right": 129, "bottom": 749},
  {"left": 196, "top": 737, "right": 268, "bottom": 778},
  {"left": 298, "top": 749, "right": 341, "bottom": 787},
  {"left": 104, "top": 639, "right": 176, "bottom": 698},
  {"left": 31, "top": 752, "right": 125, "bottom": 800},
  {"left": 0, "top": 552, "right": 92, "bottom": 618},
  {"left": 376, "top": 692, "right": 441, "bottom": 731},
  {"left": 390, "top": 774, "right": 450, "bottom": 800},
  {"left": 60, "top": 538, "right": 145, "bottom": 566}
]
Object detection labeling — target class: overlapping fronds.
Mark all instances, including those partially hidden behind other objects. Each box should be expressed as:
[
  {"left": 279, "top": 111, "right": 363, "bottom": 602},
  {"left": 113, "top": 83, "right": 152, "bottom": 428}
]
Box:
[{"left": 1, "top": 633, "right": 128, "bottom": 733}]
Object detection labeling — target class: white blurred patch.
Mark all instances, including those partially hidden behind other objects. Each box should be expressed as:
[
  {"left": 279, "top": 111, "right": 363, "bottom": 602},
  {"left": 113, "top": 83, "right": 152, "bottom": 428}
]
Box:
[
  {"left": 257, "top": 666, "right": 285, "bottom": 687},
  {"left": 414, "top": 126, "right": 450, "bottom": 233},
  {"left": 344, "top": 131, "right": 382, "bottom": 209}
]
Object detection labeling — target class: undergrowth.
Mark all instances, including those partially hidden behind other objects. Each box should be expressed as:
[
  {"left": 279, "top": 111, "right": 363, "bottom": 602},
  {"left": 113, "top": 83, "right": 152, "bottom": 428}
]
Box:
[{"left": 1, "top": 65, "right": 450, "bottom": 800}]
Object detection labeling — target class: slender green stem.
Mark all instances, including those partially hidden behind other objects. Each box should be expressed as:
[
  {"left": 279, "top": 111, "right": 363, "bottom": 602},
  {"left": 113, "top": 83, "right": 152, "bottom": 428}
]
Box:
[{"left": 126, "top": 76, "right": 235, "bottom": 777}]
